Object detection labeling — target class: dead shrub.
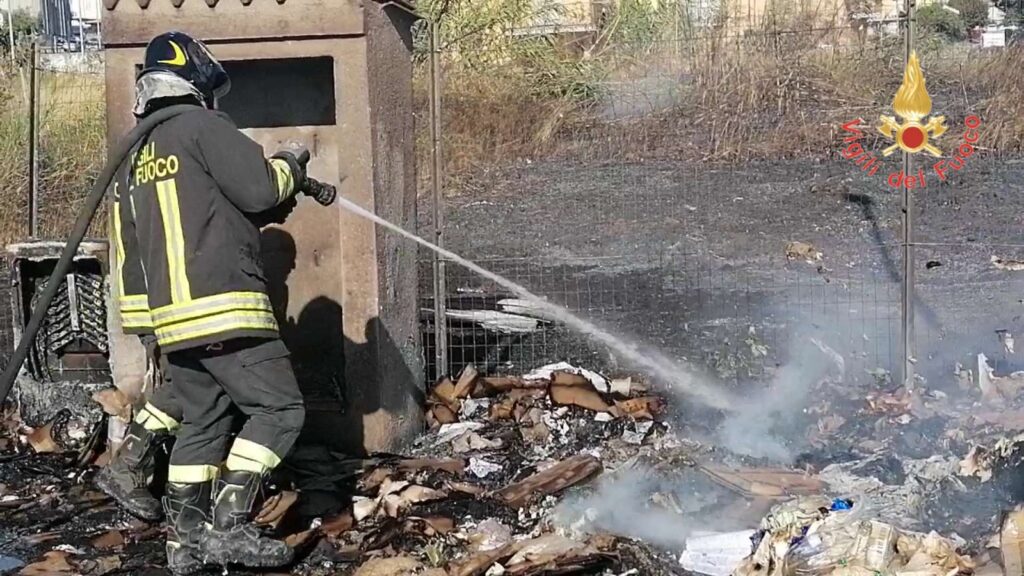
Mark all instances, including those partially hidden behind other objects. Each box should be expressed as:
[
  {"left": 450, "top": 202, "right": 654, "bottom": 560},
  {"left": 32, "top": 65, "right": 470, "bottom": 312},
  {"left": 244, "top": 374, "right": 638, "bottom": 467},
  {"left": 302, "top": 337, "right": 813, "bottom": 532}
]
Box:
[{"left": 971, "top": 46, "right": 1024, "bottom": 153}]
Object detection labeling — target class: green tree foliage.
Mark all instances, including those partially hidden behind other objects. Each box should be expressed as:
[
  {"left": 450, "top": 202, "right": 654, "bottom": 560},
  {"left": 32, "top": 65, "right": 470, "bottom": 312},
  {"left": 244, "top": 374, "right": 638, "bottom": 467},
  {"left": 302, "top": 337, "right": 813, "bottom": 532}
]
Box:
[
  {"left": 610, "top": 0, "right": 679, "bottom": 47},
  {"left": 948, "top": 0, "right": 989, "bottom": 29},
  {"left": 0, "top": 9, "right": 38, "bottom": 50},
  {"left": 917, "top": 4, "right": 967, "bottom": 41},
  {"left": 414, "top": 0, "right": 607, "bottom": 102}
]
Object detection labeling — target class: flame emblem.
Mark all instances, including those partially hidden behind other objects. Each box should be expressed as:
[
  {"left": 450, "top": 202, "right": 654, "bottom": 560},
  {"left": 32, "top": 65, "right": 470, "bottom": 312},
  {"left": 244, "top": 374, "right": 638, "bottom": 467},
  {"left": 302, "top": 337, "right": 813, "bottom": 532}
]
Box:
[{"left": 878, "top": 51, "right": 947, "bottom": 157}]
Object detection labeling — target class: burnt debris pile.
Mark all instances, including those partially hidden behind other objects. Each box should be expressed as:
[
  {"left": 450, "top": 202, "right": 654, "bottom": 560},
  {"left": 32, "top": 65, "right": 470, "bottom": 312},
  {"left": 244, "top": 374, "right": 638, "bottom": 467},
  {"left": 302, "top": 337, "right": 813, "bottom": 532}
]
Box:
[{"left": 4, "top": 353, "right": 1024, "bottom": 575}]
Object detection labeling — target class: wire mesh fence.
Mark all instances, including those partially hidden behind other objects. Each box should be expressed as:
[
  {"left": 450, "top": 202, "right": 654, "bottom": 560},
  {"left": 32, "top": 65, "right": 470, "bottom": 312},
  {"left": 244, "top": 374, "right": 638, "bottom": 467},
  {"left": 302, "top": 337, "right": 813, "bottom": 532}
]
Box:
[
  {"left": 0, "top": 41, "right": 105, "bottom": 366},
  {"left": 0, "top": 42, "right": 106, "bottom": 244},
  {"left": 34, "top": 47, "right": 107, "bottom": 239},
  {"left": 417, "top": 2, "right": 1024, "bottom": 389}
]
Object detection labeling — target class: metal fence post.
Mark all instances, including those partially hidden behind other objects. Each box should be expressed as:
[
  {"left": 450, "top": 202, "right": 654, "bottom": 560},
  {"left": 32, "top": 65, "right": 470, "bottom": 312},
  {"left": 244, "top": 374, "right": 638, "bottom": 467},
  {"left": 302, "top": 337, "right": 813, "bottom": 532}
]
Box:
[
  {"left": 901, "top": 0, "right": 915, "bottom": 390},
  {"left": 28, "top": 39, "right": 38, "bottom": 238},
  {"left": 6, "top": 0, "right": 13, "bottom": 62},
  {"left": 429, "top": 19, "right": 448, "bottom": 381}
]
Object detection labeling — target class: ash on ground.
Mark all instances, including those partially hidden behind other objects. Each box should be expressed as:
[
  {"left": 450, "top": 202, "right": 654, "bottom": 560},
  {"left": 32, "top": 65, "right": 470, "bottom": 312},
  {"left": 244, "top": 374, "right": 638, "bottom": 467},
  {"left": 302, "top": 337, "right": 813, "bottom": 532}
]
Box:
[{"left": 3, "top": 352, "right": 1024, "bottom": 576}]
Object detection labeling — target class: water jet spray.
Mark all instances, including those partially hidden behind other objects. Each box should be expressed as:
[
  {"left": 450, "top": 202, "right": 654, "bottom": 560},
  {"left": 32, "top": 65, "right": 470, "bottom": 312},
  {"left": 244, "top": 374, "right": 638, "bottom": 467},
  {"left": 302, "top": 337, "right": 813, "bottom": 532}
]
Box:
[{"left": 335, "top": 195, "right": 739, "bottom": 413}]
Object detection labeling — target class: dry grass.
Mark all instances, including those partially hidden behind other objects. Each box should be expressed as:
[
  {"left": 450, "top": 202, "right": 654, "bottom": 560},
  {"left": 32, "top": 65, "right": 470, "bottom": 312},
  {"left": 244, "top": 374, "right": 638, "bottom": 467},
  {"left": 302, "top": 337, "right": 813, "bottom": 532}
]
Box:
[
  {"left": 0, "top": 65, "right": 106, "bottom": 246},
  {"left": 0, "top": 67, "right": 31, "bottom": 246},
  {"left": 34, "top": 72, "right": 107, "bottom": 241},
  {"left": 422, "top": 26, "right": 1024, "bottom": 184},
  {"left": 421, "top": 70, "right": 581, "bottom": 173},
  {"left": 654, "top": 36, "right": 901, "bottom": 160},
  {"left": 0, "top": 23, "right": 1021, "bottom": 243},
  {"left": 970, "top": 46, "right": 1024, "bottom": 153}
]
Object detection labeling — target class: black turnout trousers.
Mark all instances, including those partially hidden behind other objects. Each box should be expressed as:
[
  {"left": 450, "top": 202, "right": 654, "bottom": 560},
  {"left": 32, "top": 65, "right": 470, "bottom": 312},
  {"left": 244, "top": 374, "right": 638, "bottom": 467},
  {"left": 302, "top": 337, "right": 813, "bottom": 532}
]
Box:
[{"left": 164, "top": 337, "right": 304, "bottom": 483}]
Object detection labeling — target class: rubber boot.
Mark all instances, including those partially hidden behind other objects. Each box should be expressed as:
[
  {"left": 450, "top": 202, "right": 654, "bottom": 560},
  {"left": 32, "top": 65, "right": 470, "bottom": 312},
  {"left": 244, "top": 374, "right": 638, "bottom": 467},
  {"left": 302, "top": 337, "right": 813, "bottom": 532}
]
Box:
[
  {"left": 163, "top": 481, "right": 212, "bottom": 575},
  {"left": 199, "top": 470, "right": 293, "bottom": 568},
  {"left": 95, "top": 420, "right": 166, "bottom": 521}
]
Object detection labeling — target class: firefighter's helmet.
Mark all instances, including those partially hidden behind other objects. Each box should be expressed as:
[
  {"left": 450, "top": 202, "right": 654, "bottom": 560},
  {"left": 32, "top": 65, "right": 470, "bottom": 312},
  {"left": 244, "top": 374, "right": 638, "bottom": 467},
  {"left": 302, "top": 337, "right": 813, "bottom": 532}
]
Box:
[{"left": 140, "top": 32, "right": 230, "bottom": 105}]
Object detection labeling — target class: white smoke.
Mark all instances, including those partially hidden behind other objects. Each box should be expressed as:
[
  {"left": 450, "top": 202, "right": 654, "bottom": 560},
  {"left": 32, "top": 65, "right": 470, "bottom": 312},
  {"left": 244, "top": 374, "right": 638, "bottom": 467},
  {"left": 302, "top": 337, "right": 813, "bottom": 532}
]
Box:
[
  {"left": 552, "top": 466, "right": 748, "bottom": 547},
  {"left": 715, "top": 335, "right": 846, "bottom": 463}
]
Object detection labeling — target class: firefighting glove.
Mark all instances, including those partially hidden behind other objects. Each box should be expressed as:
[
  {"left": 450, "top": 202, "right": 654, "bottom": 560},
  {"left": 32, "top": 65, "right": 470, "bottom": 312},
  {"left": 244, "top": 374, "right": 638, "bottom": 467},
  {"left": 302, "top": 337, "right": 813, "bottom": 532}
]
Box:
[
  {"left": 270, "top": 147, "right": 335, "bottom": 206},
  {"left": 138, "top": 334, "right": 159, "bottom": 362},
  {"left": 250, "top": 195, "right": 297, "bottom": 228},
  {"left": 138, "top": 334, "right": 162, "bottom": 396},
  {"left": 270, "top": 146, "right": 310, "bottom": 198}
]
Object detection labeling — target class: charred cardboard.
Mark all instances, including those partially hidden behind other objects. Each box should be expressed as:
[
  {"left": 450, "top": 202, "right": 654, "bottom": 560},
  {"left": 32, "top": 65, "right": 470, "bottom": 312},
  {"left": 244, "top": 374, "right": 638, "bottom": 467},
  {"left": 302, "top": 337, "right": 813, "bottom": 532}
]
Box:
[
  {"left": 494, "top": 455, "right": 603, "bottom": 508},
  {"left": 699, "top": 465, "right": 823, "bottom": 499}
]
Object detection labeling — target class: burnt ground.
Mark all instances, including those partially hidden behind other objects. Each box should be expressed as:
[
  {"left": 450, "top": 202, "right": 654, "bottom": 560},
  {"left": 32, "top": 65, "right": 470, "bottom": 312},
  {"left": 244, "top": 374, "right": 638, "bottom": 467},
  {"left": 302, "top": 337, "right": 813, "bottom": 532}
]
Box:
[
  {"left": 0, "top": 453, "right": 169, "bottom": 575},
  {"left": 0, "top": 395, "right": 700, "bottom": 576},
  {"left": 1, "top": 155, "right": 1023, "bottom": 574},
  {"left": 419, "top": 155, "right": 1024, "bottom": 388}
]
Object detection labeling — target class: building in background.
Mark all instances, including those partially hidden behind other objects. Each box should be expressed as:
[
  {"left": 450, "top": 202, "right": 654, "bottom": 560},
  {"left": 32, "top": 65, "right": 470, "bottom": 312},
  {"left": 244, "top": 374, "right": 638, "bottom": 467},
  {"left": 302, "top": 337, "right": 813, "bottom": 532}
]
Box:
[
  {"left": 510, "top": 0, "right": 611, "bottom": 43},
  {"left": 4, "top": 0, "right": 39, "bottom": 14},
  {"left": 722, "top": 0, "right": 863, "bottom": 37},
  {"left": 39, "top": 0, "right": 100, "bottom": 50}
]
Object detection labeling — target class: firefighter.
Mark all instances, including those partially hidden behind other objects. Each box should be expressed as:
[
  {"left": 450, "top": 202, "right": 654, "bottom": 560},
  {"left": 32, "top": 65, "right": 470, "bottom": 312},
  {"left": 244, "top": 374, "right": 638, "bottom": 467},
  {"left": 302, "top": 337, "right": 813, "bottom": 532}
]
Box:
[
  {"left": 109, "top": 31, "right": 310, "bottom": 572},
  {"left": 97, "top": 218, "right": 296, "bottom": 529},
  {"left": 96, "top": 115, "right": 297, "bottom": 528}
]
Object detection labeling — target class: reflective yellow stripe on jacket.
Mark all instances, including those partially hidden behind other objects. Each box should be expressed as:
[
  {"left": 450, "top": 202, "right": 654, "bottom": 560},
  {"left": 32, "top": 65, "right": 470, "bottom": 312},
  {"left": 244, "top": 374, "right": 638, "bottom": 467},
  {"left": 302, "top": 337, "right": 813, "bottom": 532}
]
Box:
[
  {"left": 119, "top": 295, "right": 153, "bottom": 329},
  {"left": 152, "top": 292, "right": 278, "bottom": 347},
  {"left": 268, "top": 158, "right": 295, "bottom": 205},
  {"left": 119, "top": 294, "right": 150, "bottom": 311},
  {"left": 112, "top": 195, "right": 153, "bottom": 330},
  {"left": 151, "top": 292, "right": 273, "bottom": 325},
  {"left": 156, "top": 179, "right": 191, "bottom": 304},
  {"left": 112, "top": 195, "right": 126, "bottom": 296},
  {"left": 121, "top": 311, "right": 155, "bottom": 330},
  {"left": 150, "top": 176, "right": 279, "bottom": 349}
]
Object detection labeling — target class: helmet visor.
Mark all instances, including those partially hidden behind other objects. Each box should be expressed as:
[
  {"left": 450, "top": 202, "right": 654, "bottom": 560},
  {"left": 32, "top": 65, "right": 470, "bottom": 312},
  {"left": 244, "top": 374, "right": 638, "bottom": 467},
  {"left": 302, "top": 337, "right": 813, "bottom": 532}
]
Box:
[
  {"left": 188, "top": 39, "right": 231, "bottom": 100},
  {"left": 213, "top": 74, "right": 231, "bottom": 99}
]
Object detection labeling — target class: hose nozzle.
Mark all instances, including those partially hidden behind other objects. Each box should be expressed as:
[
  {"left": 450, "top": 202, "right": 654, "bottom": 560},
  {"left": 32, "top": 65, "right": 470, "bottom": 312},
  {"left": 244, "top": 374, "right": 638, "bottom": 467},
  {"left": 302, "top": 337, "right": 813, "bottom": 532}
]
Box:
[
  {"left": 292, "top": 149, "right": 336, "bottom": 206},
  {"left": 304, "top": 178, "right": 336, "bottom": 206}
]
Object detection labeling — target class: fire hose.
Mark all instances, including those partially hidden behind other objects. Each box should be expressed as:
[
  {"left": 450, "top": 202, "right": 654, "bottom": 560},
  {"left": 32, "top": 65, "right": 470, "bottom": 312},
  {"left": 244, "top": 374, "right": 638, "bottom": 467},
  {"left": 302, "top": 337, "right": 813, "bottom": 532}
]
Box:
[{"left": 0, "top": 104, "right": 335, "bottom": 404}]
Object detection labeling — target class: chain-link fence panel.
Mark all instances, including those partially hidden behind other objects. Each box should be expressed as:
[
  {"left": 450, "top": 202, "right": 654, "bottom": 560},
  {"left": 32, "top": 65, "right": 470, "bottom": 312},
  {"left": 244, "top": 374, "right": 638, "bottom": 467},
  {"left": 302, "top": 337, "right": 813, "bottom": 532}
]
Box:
[
  {"left": 0, "top": 48, "right": 33, "bottom": 248},
  {"left": 35, "top": 47, "right": 106, "bottom": 240},
  {"left": 0, "top": 41, "right": 105, "bottom": 385},
  {"left": 0, "top": 42, "right": 106, "bottom": 247},
  {"left": 416, "top": 0, "right": 1024, "bottom": 389}
]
